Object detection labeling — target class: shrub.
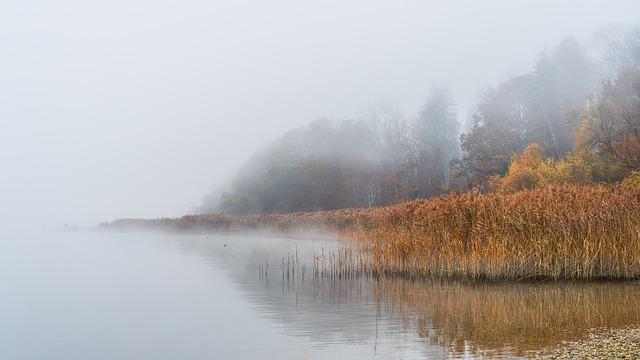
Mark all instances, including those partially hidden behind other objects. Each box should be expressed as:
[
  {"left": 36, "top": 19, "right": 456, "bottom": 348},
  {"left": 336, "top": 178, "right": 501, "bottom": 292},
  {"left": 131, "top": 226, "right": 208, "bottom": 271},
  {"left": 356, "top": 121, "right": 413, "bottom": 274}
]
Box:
[
  {"left": 495, "top": 145, "right": 629, "bottom": 194},
  {"left": 495, "top": 144, "right": 552, "bottom": 193}
]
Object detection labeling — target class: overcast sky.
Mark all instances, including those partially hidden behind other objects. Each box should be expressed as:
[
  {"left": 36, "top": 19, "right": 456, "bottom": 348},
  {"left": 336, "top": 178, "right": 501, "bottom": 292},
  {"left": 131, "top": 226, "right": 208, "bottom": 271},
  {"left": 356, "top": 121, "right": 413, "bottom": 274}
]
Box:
[{"left": 1, "top": 0, "right": 639, "bottom": 229}]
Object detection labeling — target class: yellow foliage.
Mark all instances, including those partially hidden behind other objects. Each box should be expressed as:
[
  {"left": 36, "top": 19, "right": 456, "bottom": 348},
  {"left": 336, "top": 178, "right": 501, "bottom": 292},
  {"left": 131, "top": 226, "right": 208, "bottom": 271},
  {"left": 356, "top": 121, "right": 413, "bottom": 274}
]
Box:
[
  {"left": 550, "top": 150, "right": 595, "bottom": 185},
  {"left": 496, "top": 145, "right": 605, "bottom": 194},
  {"left": 573, "top": 115, "right": 592, "bottom": 151},
  {"left": 496, "top": 144, "right": 552, "bottom": 193},
  {"left": 623, "top": 171, "right": 640, "bottom": 187}
]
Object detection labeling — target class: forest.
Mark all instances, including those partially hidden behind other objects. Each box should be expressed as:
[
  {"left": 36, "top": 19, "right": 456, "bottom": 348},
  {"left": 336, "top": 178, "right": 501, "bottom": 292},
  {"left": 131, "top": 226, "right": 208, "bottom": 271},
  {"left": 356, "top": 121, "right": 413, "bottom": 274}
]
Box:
[{"left": 200, "top": 28, "right": 640, "bottom": 215}]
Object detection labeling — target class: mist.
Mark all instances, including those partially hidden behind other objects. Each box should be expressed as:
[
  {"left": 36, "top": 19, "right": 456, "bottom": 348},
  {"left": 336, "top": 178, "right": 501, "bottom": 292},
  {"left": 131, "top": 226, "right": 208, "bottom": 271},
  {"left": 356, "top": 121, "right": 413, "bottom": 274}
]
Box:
[{"left": 2, "top": 0, "right": 640, "bottom": 229}]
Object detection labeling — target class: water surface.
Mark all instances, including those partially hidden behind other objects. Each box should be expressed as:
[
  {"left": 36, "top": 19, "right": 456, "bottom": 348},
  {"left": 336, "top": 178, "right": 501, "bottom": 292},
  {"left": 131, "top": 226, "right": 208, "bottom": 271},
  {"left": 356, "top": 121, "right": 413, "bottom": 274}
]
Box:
[{"left": 1, "top": 231, "right": 638, "bottom": 359}]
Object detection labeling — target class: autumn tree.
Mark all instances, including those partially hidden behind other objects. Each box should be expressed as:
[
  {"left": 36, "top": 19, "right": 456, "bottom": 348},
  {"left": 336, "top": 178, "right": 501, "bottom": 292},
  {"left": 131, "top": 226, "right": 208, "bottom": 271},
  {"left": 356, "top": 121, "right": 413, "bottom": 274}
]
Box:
[
  {"left": 576, "top": 67, "right": 640, "bottom": 175},
  {"left": 526, "top": 38, "right": 593, "bottom": 158},
  {"left": 455, "top": 38, "right": 593, "bottom": 190},
  {"left": 455, "top": 75, "right": 530, "bottom": 190},
  {"left": 494, "top": 144, "right": 596, "bottom": 194}
]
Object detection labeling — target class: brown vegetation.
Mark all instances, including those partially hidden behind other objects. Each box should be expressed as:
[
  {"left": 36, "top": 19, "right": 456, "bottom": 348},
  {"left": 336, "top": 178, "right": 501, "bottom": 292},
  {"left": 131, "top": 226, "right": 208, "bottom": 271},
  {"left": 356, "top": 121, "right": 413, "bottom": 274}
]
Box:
[
  {"left": 103, "top": 180, "right": 640, "bottom": 281},
  {"left": 355, "top": 182, "right": 640, "bottom": 280}
]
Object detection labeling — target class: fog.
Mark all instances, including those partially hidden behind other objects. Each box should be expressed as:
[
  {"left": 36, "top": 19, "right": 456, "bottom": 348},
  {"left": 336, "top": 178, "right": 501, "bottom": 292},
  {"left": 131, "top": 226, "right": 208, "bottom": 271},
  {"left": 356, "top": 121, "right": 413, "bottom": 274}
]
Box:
[{"left": 1, "top": 0, "right": 639, "bottom": 229}]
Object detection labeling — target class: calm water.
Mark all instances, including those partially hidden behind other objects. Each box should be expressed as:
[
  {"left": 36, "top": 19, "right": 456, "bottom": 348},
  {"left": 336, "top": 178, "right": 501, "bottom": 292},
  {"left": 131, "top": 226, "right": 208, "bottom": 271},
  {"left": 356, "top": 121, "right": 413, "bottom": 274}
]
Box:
[{"left": 1, "top": 231, "right": 639, "bottom": 359}]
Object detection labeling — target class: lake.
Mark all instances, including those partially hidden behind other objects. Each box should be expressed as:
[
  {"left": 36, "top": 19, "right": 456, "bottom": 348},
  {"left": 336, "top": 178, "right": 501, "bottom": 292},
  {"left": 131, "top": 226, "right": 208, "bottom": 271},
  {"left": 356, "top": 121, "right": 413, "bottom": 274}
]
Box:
[{"left": 1, "top": 230, "right": 639, "bottom": 359}]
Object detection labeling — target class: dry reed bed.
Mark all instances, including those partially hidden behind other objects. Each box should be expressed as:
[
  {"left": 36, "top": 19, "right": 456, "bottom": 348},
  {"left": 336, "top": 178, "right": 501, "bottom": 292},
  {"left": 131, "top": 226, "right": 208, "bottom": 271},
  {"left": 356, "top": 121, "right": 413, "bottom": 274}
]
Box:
[
  {"left": 359, "top": 183, "right": 640, "bottom": 280},
  {"left": 102, "top": 183, "right": 640, "bottom": 281}
]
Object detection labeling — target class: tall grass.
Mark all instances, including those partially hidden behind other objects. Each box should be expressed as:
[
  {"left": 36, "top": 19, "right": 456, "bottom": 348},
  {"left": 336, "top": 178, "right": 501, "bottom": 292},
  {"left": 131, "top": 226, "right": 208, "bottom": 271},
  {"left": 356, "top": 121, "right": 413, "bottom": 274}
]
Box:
[
  {"left": 356, "top": 183, "right": 640, "bottom": 280},
  {"left": 101, "top": 183, "right": 640, "bottom": 280}
]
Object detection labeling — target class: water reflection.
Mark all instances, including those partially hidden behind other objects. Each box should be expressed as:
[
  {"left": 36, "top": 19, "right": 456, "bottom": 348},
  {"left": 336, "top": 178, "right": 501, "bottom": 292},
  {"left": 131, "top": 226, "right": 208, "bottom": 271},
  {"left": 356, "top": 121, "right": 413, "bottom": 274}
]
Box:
[
  {"left": 178, "top": 235, "right": 640, "bottom": 359},
  {"left": 376, "top": 280, "right": 640, "bottom": 358}
]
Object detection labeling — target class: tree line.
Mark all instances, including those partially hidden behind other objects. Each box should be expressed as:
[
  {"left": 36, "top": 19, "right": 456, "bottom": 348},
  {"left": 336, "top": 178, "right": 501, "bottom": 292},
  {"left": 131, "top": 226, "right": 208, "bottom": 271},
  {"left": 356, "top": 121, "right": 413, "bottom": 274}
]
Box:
[{"left": 200, "top": 28, "right": 640, "bottom": 214}]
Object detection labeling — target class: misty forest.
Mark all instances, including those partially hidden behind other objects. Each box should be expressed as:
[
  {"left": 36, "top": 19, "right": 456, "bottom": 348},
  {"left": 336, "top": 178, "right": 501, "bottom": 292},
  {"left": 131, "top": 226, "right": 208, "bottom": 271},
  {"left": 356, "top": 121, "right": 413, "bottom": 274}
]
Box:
[{"left": 202, "top": 30, "right": 640, "bottom": 215}]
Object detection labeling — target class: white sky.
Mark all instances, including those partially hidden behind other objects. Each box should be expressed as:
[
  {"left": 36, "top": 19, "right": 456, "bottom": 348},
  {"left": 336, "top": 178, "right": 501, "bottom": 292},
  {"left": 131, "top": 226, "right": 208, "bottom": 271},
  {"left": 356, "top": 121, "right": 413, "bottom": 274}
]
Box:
[{"left": 1, "top": 0, "right": 639, "bottom": 229}]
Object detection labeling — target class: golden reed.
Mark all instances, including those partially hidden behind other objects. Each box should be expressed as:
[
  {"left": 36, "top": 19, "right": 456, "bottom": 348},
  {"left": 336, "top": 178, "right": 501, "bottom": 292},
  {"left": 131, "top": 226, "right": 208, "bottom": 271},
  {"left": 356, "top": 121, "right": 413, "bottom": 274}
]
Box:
[
  {"left": 353, "top": 183, "right": 640, "bottom": 280},
  {"left": 103, "top": 183, "right": 640, "bottom": 281}
]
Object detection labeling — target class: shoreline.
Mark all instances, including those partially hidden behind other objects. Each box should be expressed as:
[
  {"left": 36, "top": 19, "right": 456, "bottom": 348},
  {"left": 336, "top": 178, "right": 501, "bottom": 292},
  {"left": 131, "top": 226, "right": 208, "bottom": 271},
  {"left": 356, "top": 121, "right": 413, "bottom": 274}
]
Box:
[
  {"left": 99, "top": 183, "right": 640, "bottom": 282},
  {"left": 534, "top": 327, "right": 640, "bottom": 359}
]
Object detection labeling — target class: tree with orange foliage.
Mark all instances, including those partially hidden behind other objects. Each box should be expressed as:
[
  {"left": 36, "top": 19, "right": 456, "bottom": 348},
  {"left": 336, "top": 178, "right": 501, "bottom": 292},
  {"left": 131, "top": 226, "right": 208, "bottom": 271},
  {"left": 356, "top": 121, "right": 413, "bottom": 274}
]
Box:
[
  {"left": 576, "top": 67, "right": 640, "bottom": 175},
  {"left": 493, "top": 143, "right": 550, "bottom": 193},
  {"left": 495, "top": 144, "right": 602, "bottom": 193}
]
